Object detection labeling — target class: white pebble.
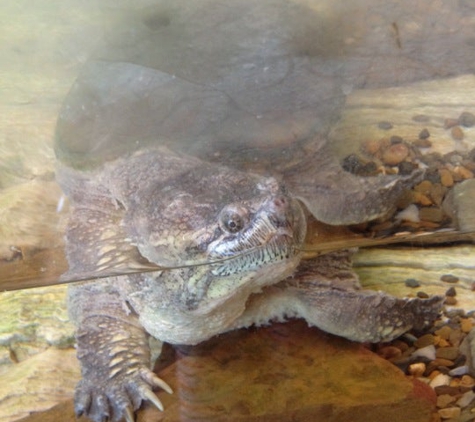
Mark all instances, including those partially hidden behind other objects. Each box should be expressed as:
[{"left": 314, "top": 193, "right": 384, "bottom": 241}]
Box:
[
  {"left": 412, "top": 344, "right": 436, "bottom": 361},
  {"left": 448, "top": 365, "right": 470, "bottom": 376},
  {"left": 429, "top": 373, "right": 451, "bottom": 388},
  {"left": 395, "top": 204, "right": 420, "bottom": 223},
  {"left": 457, "top": 390, "right": 475, "bottom": 408}
]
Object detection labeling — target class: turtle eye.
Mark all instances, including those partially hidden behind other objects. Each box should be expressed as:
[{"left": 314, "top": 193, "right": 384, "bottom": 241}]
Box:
[{"left": 219, "top": 206, "right": 248, "bottom": 234}]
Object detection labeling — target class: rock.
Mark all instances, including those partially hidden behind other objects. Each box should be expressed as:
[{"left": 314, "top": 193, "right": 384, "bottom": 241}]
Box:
[
  {"left": 436, "top": 347, "right": 459, "bottom": 361},
  {"left": 451, "top": 126, "right": 464, "bottom": 140},
  {"left": 444, "top": 118, "right": 459, "bottom": 129},
  {"left": 434, "top": 326, "right": 452, "bottom": 341},
  {"left": 436, "top": 394, "right": 455, "bottom": 408},
  {"left": 448, "top": 365, "right": 470, "bottom": 376},
  {"left": 419, "top": 207, "right": 444, "bottom": 223},
  {"left": 437, "top": 407, "right": 461, "bottom": 419},
  {"left": 415, "top": 334, "right": 436, "bottom": 349},
  {"left": 16, "top": 321, "right": 438, "bottom": 422},
  {"left": 382, "top": 143, "right": 409, "bottom": 165},
  {"left": 444, "top": 179, "right": 475, "bottom": 231},
  {"left": 409, "top": 362, "right": 426, "bottom": 377},
  {"left": 439, "top": 169, "right": 454, "bottom": 187},
  {"left": 405, "top": 278, "right": 421, "bottom": 288},
  {"left": 458, "top": 111, "right": 475, "bottom": 127},
  {"left": 418, "top": 128, "right": 430, "bottom": 139},
  {"left": 378, "top": 121, "right": 393, "bottom": 130},
  {"left": 440, "top": 274, "right": 459, "bottom": 284},
  {"left": 412, "top": 345, "right": 437, "bottom": 361},
  {"left": 429, "top": 373, "right": 451, "bottom": 388},
  {"left": 461, "top": 319, "right": 473, "bottom": 333}
]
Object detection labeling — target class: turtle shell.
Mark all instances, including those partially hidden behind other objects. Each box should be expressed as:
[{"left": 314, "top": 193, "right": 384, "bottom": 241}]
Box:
[{"left": 55, "top": 0, "right": 473, "bottom": 227}]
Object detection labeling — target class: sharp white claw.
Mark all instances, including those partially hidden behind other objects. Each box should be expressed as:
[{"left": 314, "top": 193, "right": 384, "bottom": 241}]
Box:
[
  {"left": 142, "top": 388, "right": 164, "bottom": 412},
  {"left": 124, "top": 407, "right": 135, "bottom": 422},
  {"left": 151, "top": 374, "right": 173, "bottom": 395}
]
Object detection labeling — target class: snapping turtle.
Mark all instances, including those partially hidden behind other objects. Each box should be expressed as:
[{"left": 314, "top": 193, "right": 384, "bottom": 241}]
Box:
[{"left": 53, "top": 1, "right": 467, "bottom": 421}]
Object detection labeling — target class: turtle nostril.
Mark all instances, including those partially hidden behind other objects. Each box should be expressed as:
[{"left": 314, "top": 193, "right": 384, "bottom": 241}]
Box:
[{"left": 273, "top": 196, "right": 287, "bottom": 208}]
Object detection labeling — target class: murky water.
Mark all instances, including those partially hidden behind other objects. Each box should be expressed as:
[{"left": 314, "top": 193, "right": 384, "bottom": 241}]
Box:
[{"left": 1, "top": 1, "right": 475, "bottom": 421}]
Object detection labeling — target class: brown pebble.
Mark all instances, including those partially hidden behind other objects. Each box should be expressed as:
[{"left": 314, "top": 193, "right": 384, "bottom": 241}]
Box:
[
  {"left": 429, "top": 184, "right": 447, "bottom": 207},
  {"left": 459, "top": 111, "right": 475, "bottom": 127},
  {"left": 439, "top": 169, "right": 454, "bottom": 187},
  {"left": 417, "top": 291, "right": 430, "bottom": 299},
  {"left": 392, "top": 339, "right": 410, "bottom": 353},
  {"left": 382, "top": 143, "right": 409, "bottom": 165},
  {"left": 413, "top": 138, "right": 432, "bottom": 148},
  {"left": 434, "top": 385, "right": 461, "bottom": 396},
  {"left": 432, "top": 358, "right": 455, "bottom": 368},
  {"left": 436, "top": 347, "right": 459, "bottom": 361},
  {"left": 460, "top": 318, "right": 473, "bottom": 333},
  {"left": 414, "top": 333, "right": 435, "bottom": 348},
  {"left": 438, "top": 407, "right": 461, "bottom": 419},
  {"left": 418, "top": 128, "right": 430, "bottom": 139},
  {"left": 445, "top": 296, "right": 457, "bottom": 306},
  {"left": 414, "top": 180, "right": 433, "bottom": 194},
  {"left": 451, "top": 126, "right": 464, "bottom": 140},
  {"left": 454, "top": 165, "right": 474, "bottom": 179},
  {"left": 362, "top": 139, "right": 382, "bottom": 155},
  {"left": 412, "top": 191, "right": 433, "bottom": 206},
  {"left": 435, "top": 326, "right": 452, "bottom": 340},
  {"left": 441, "top": 274, "right": 459, "bottom": 283},
  {"left": 436, "top": 394, "right": 456, "bottom": 409},
  {"left": 444, "top": 118, "right": 459, "bottom": 129},
  {"left": 445, "top": 287, "right": 456, "bottom": 297},
  {"left": 460, "top": 375, "right": 475, "bottom": 388},
  {"left": 438, "top": 338, "right": 450, "bottom": 347},
  {"left": 377, "top": 346, "right": 402, "bottom": 360},
  {"left": 378, "top": 121, "right": 393, "bottom": 130},
  {"left": 412, "top": 114, "right": 430, "bottom": 122},
  {"left": 449, "top": 329, "right": 463, "bottom": 348},
  {"left": 419, "top": 207, "right": 444, "bottom": 223}
]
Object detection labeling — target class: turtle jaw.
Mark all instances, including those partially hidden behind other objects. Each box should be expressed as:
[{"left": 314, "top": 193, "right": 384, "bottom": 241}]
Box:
[{"left": 207, "top": 195, "right": 306, "bottom": 276}]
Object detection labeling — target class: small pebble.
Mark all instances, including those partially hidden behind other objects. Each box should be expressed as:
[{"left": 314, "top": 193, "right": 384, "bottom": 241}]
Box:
[
  {"left": 451, "top": 126, "right": 464, "bottom": 140},
  {"left": 377, "top": 346, "right": 402, "bottom": 360},
  {"left": 449, "top": 365, "right": 470, "bottom": 377},
  {"left": 430, "top": 373, "right": 451, "bottom": 388},
  {"left": 413, "top": 138, "right": 432, "bottom": 148},
  {"left": 412, "top": 114, "right": 430, "bottom": 122},
  {"left": 460, "top": 375, "right": 475, "bottom": 388},
  {"left": 382, "top": 143, "right": 409, "bottom": 165},
  {"left": 412, "top": 191, "right": 433, "bottom": 206},
  {"left": 441, "top": 274, "right": 459, "bottom": 283},
  {"left": 405, "top": 278, "right": 421, "bottom": 288},
  {"left": 378, "top": 121, "right": 393, "bottom": 130},
  {"left": 449, "top": 330, "right": 464, "bottom": 348},
  {"left": 445, "top": 287, "right": 456, "bottom": 297},
  {"left": 438, "top": 407, "right": 461, "bottom": 419},
  {"left": 436, "top": 347, "right": 459, "bottom": 361},
  {"left": 419, "top": 128, "right": 431, "bottom": 139},
  {"left": 408, "top": 362, "right": 426, "bottom": 377},
  {"left": 429, "top": 184, "right": 447, "bottom": 207},
  {"left": 445, "top": 296, "right": 457, "bottom": 306},
  {"left": 398, "top": 161, "right": 418, "bottom": 175},
  {"left": 432, "top": 358, "right": 455, "bottom": 367},
  {"left": 460, "top": 318, "right": 473, "bottom": 333},
  {"left": 459, "top": 111, "right": 475, "bottom": 127},
  {"left": 444, "top": 118, "right": 459, "bottom": 129},
  {"left": 414, "top": 180, "right": 433, "bottom": 194},
  {"left": 417, "top": 291, "right": 430, "bottom": 299},
  {"left": 457, "top": 390, "right": 475, "bottom": 408},
  {"left": 362, "top": 139, "right": 382, "bottom": 155},
  {"left": 439, "top": 169, "right": 455, "bottom": 187},
  {"left": 435, "top": 326, "right": 452, "bottom": 340},
  {"left": 419, "top": 207, "right": 444, "bottom": 223},
  {"left": 412, "top": 344, "right": 436, "bottom": 360},
  {"left": 390, "top": 135, "right": 403, "bottom": 144},
  {"left": 434, "top": 385, "right": 461, "bottom": 396},
  {"left": 418, "top": 335, "right": 437, "bottom": 350},
  {"left": 436, "top": 394, "right": 456, "bottom": 408},
  {"left": 454, "top": 165, "right": 474, "bottom": 179}
]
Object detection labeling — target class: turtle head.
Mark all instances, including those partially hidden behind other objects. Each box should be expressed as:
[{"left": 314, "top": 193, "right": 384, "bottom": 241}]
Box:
[{"left": 127, "top": 162, "right": 306, "bottom": 277}]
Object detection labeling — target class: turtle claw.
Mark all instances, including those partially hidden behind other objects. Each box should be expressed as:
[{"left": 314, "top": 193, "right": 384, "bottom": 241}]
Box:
[
  {"left": 141, "top": 387, "right": 165, "bottom": 412},
  {"left": 124, "top": 407, "right": 135, "bottom": 422}
]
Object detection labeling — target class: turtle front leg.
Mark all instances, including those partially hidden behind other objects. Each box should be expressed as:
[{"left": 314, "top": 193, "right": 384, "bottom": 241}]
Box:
[
  {"left": 233, "top": 251, "right": 444, "bottom": 343},
  {"left": 69, "top": 280, "right": 172, "bottom": 422}
]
